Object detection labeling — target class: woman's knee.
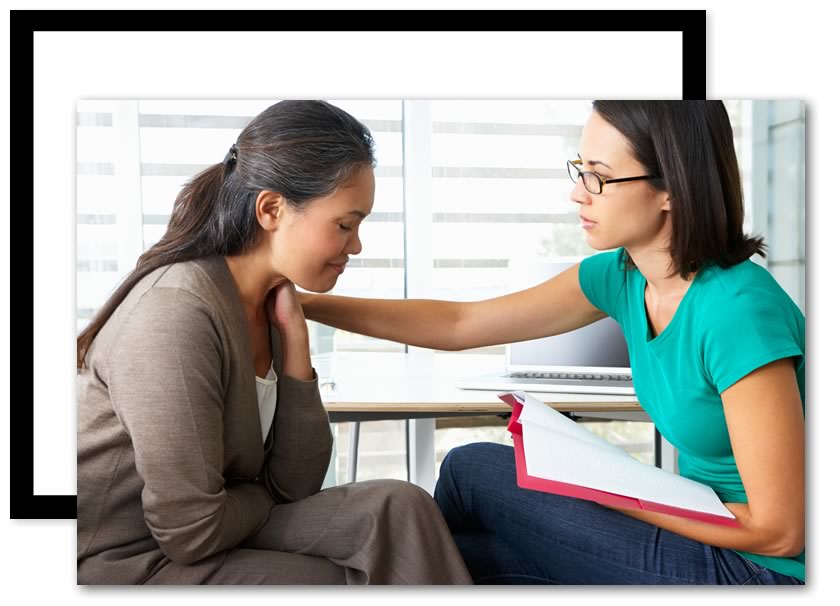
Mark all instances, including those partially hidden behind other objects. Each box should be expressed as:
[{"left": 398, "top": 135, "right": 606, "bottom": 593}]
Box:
[
  {"left": 436, "top": 442, "right": 515, "bottom": 509},
  {"left": 440, "top": 442, "right": 513, "bottom": 483},
  {"left": 356, "top": 478, "right": 437, "bottom": 515}
]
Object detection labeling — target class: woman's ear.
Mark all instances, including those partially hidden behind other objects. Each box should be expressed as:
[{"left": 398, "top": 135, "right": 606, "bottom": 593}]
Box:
[{"left": 255, "top": 190, "right": 285, "bottom": 230}]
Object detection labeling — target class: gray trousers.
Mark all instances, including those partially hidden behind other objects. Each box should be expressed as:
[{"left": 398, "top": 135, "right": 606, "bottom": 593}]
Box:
[{"left": 144, "top": 479, "right": 472, "bottom": 585}]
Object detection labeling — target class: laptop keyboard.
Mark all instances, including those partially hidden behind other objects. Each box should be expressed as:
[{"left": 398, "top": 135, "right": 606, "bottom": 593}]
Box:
[{"left": 507, "top": 371, "right": 632, "bottom": 382}]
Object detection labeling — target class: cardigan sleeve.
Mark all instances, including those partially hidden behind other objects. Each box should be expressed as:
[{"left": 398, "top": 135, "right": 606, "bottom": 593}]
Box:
[
  {"left": 106, "top": 287, "right": 274, "bottom": 565},
  {"left": 259, "top": 326, "right": 334, "bottom": 503}
]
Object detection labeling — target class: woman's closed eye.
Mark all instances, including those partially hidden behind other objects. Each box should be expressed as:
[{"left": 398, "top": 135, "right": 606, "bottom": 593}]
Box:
[{"left": 338, "top": 223, "right": 351, "bottom": 232}]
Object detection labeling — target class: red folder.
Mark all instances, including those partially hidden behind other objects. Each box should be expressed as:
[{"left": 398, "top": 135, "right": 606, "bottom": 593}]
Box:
[{"left": 500, "top": 393, "right": 740, "bottom": 528}]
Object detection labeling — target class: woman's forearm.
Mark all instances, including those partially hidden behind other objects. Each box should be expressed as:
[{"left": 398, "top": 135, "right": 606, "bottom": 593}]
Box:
[
  {"left": 301, "top": 294, "right": 465, "bottom": 351},
  {"left": 607, "top": 502, "right": 803, "bottom": 558},
  {"left": 280, "top": 322, "right": 314, "bottom": 381}
]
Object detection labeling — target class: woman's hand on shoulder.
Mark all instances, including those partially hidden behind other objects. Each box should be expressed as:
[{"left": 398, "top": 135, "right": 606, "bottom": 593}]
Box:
[{"left": 297, "top": 291, "right": 314, "bottom": 315}]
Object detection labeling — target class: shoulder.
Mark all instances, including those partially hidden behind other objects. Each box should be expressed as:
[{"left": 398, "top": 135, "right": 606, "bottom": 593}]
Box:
[
  {"left": 700, "top": 258, "right": 797, "bottom": 312},
  {"left": 693, "top": 258, "right": 804, "bottom": 353},
  {"left": 580, "top": 247, "right": 627, "bottom": 273},
  {"left": 693, "top": 259, "right": 804, "bottom": 394},
  {"left": 151, "top": 257, "right": 228, "bottom": 300},
  {"left": 125, "top": 256, "right": 241, "bottom": 321},
  {"left": 84, "top": 257, "right": 238, "bottom": 375},
  {"left": 578, "top": 248, "right": 636, "bottom": 319},
  {"left": 114, "top": 257, "right": 235, "bottom": 343},
  {"left": 102, "top": 264, "right": 231, "bottom": 373},
  {"left": 705, "top": 257, "right": 774, "bottom": 290},
  {"left": 579, "top": 247, "right": 633, "bottom": 287}
]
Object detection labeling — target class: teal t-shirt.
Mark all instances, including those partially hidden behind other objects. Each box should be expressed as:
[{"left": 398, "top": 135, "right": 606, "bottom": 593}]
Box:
[{"left": 578, "top": 248, "right": 806, "bottom": 581}]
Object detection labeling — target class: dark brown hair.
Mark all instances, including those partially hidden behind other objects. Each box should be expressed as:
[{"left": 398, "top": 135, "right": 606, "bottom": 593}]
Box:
[
  {"left": 77, "top": 100, "right": 376, "bottom": 369},
  {"left": 591, "top": 100, "right": 766, "bottom": 278}
]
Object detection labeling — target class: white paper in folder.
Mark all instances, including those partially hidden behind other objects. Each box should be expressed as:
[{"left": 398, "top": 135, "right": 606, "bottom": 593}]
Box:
[{"left": 512, "top": 391, "right": 735, "bottom": 519}]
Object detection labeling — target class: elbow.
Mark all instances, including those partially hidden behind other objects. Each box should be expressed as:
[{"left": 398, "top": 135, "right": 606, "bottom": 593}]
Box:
[
  {"left": 738, "top": 501, "right": 804, "bottom": 558},
  {"left": 265, "top": 471, "right": 323, "bottom": 503},
  {"left": 264, "top": 447, "right": 333, "bottom": 503},
  {"left": 775, "top": 529, "right": 805, "bottom": 558},
  {"left": 269, "top": 485, "right": 315, "bottom": 504},
  {"left": 756, "top": 521, "right": 805, "bottom": 558},
  {"left": 435, "top": 340, "right": 462, "bottom": 352},
  {"left": 146, "top": 507, "right": 229, "bottom": 565},
  {"left": 766, "top": 539, "right": 804, "bottom": 559}
]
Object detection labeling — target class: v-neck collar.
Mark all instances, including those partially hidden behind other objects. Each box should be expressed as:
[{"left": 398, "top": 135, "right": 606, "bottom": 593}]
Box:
[{"left": 639, "top": 269, "right": 701, "bottom": 345}]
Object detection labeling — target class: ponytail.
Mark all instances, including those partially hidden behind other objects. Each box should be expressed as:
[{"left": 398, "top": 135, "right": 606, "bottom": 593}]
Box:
[{"left": 77, "top": 162, "right": 228, "bottom": 369}]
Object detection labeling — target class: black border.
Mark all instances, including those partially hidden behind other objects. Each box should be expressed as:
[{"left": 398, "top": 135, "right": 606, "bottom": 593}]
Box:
[{"left": 12, "top": 10, "right": 706, "bottom": 520}]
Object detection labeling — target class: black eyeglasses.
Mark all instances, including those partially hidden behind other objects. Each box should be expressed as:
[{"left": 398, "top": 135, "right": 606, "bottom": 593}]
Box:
[{"left": 567, "top": 158, "right": 656, "bottom": 195}]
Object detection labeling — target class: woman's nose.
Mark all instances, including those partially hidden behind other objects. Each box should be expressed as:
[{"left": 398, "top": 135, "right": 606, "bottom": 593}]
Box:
[
  {"left": 346, "top": 231, "right": 363, "bottom": 255},
  {"left": 569, "top": 176, "right": 592, "bottom": 206}
]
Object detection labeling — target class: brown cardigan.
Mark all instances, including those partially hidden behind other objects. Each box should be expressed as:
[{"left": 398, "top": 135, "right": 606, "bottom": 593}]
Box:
[{"left": 77, "top": 256, "right": 333, "bottom": 583}]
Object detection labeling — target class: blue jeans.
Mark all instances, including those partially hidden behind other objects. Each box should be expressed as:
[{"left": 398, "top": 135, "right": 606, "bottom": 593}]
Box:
[{"left": 433, "top": 442, "right": 804, "bottom": 585}]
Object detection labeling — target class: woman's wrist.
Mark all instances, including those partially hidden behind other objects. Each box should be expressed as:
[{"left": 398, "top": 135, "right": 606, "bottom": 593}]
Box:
[
  {"left": 279, "top": 323, "right": 313, "bottom": 381},
  {"left": 277, "top": 315, "right": 308, "bottom": 338}
]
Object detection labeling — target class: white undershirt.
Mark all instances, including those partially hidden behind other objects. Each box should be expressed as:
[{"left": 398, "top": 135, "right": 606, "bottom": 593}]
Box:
[{"left": 255, "top": 361, "right": 277, "bottom": 444}]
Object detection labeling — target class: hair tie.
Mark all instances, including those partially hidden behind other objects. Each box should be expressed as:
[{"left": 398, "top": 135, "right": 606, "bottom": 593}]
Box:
[{"left": 223, "top": 144, "right": 239, "bottom": 166}]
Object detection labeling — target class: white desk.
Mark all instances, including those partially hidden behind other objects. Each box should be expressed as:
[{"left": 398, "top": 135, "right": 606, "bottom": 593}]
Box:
[{"left": 312, "top": 352, "right": 664, "bottom": 494}]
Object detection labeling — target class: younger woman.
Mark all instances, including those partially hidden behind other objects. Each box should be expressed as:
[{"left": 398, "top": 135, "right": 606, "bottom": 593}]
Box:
[{"left": 299, "top": 101, "right": 805, "bottom": 584}]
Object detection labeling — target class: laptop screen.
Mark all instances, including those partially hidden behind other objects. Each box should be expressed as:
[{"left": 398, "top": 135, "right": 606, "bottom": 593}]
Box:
[
  {"left": 509, "top": 317, "right": 630, "bottom": 368},
  {"left": 507, "top": 259, "right": 630, "bottom": 370}
]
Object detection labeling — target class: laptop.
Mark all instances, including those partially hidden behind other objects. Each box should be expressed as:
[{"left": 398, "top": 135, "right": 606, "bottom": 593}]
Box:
[{"left": 456, "top": 259, "right": 635, "bottom": 396}]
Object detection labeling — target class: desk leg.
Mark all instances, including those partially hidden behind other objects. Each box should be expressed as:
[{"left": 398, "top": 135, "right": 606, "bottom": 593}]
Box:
[
  {"left": 347, "top": 421, "right": 361, "bottom": 483},
  {"left": 654, "top": 428, "right": 662, "bottom": 468},
  {"left": 405, "top": 421, "right": 411, "bottom": 481},
  {"left": 407, "top": 419, "right": 436, "bottom": 495}
]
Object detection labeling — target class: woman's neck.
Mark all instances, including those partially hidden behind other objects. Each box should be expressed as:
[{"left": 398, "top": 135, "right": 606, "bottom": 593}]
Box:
[
  {"left": 625, "top": 244, "right": 694, "bottom": 299},
  {"left": 224, "top": 251, "right": 285, "bottom": 323}
]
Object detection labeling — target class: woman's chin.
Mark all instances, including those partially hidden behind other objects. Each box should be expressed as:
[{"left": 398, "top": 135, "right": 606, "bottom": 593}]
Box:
[
  {"left": 584, "top": 232, "right": 611, "bottom": 251},
  {"left": 299, "top": 276, "right": 339, "bottom": 294}
]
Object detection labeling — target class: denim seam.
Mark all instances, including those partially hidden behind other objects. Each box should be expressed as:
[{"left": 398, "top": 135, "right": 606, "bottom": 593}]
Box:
[
  {"left": 736, "top": 554, "right": 803, "bottom": 585},
  {"left": 737, "top": 553, "right": 766, "bottom": 576},
  {"left": 739, "top": 570, "right": 763, "bottom": 585}
]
